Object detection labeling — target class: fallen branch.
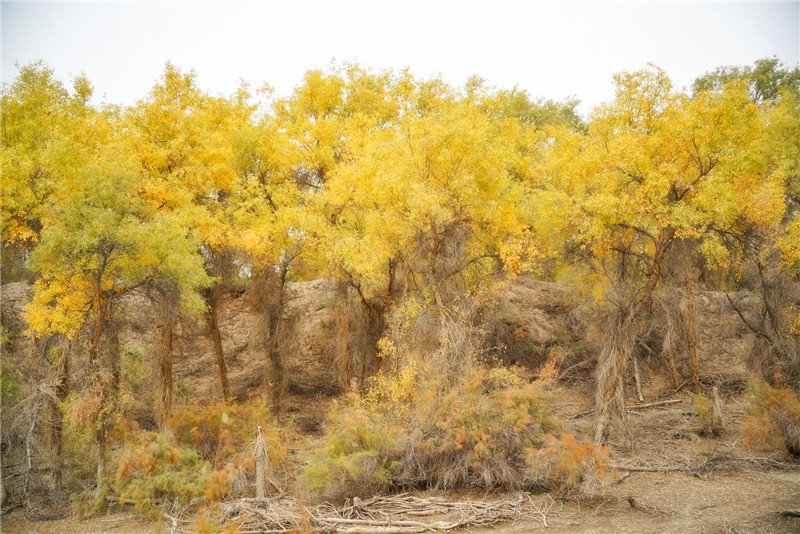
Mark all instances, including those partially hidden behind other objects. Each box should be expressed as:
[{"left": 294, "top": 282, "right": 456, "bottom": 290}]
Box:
[
  {"left": 627, "top": 399, "right": 681, "bottom": 411},
  {"left": 173, "top": 493, "right": 544, "bottom": 534},
  {"left": 569, "top": 399, "right": 682, "bottom": 420},
  {"left": 610, "top": 464, "right": 690, "bottom": 473}
]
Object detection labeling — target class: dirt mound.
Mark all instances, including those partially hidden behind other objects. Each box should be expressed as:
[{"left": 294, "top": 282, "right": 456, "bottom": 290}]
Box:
[
  {"left": 0, "top": 278, "right": 767, "bottom": 416},
  {"left": 117, "top": 279, "right": 341, "bottom": 407},
  {"left": 498, "top": 277, "right": 567, "bottom": 346},
  {"left": 693, "top": 290, "right": 761, "bottom": 385}
]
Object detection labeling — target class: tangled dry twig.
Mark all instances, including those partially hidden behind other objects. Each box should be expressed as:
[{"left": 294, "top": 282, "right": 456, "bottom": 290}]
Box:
[{"left": 167, "top": 493, "right": 558, "bottom": 533}]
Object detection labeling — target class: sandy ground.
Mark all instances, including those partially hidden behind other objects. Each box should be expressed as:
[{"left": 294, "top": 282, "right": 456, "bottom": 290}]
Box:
[
  {"left": 4, "top": 467, "right": 798, "bottom": 533},
  {"left": 4, "top": 388, "right": 799, "bottom": 533}
]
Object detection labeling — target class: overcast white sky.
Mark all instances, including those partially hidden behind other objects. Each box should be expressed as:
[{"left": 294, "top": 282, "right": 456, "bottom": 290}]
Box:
[{"left": 2, "top": 1, "right": 799, "bottom": 116}]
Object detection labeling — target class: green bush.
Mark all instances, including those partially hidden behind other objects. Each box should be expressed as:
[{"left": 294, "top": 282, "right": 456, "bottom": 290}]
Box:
[{"left": 693, "top": 391, "right": 724, "bottom": 437}]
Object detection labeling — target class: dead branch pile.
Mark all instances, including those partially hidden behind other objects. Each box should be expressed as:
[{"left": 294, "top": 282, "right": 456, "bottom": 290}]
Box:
[{"left": 168, "top": 493, "right": 555, "bottom": 534}]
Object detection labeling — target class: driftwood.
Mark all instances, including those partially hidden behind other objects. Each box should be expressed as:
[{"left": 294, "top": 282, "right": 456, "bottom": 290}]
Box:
[
  {"left": 570, "top": 399, "right": 682, "bottom": 420},
  {"left": 167, "top": 493, "right": 556, "bottom": 534}
]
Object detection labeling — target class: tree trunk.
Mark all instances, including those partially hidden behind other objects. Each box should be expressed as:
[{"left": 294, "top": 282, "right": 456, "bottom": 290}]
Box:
[
  {"left": 665, "top": 341, "right": 680, "bottom": 389},
  {"left": 88, "top": 304, "right": 104, "bottom": 368},
  {"left": 265, "top": 310, "right": 286, "bottom": 419},
  {"left": 49, "top": 339, "right": 70, "bottom": 490},
  {"left": 426, "top": 269, "right": 448, "bottom": 344},
  {"left": 632, "top": 354, "right": 644, "bottom": 402},
  {"left": 254, "top": 426, "right": 268, "bottom": 499},
  {"left": 87, "top": 295, "right": 107, "bottom": 496},
  {"left": 593, "top": 311, "right": 635, "bottom": 443},
  {"left": 156, "top": 315, "right": 174, "bottom": 428},
  {"left": 207, "top": 287, "right": 231, "bottom": 402},
  {"left": 95, "top": 420, "right": 106, "bottom": 498},
  {"left": 108, "top": 320, "right": 121, "bottom": 395},
  {"left": 263, "top": 270, "right": 288, "bottom": 419},
  {"left": 684, "top": 278, "right": 700, "bottom": 394}
]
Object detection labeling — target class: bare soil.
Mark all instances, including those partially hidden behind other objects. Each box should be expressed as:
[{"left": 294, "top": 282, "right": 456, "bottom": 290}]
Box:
[
  {"left": 2, "top": 279, "right": 795, "bottom": 532},
  {"left": 4, "top": 468, "right": 797, "bottom": 533},
  {"left": 4, "top": 395, "right": 799, "bottom": 534}
]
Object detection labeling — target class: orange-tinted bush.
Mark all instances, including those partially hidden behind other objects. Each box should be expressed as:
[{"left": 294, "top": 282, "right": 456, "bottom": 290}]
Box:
[
  {"left": 168, "top": 401, "right": 284, "bottom": 468},
  {"left": 530, "top": 433, "right": 611, "bottom": 496},
  {"left": 744, "top": 378, "right": 800, "bottom": 458}
]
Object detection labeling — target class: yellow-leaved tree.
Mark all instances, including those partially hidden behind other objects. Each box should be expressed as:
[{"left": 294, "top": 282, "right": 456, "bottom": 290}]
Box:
[
  {"left": 565, "top": 66, "right": 786, "bottom": 441},
  {"left": 315, "top": 77, "right": 544, "bottom": 380},
  {"left": 24, "top": 96, "right": 209, "bottom": 495},
  {"left": 1, "top": 62, "right": 93, "bottom": 281},
  {"left": 125, "top": 64, "right": 252, "bottom": 409}
]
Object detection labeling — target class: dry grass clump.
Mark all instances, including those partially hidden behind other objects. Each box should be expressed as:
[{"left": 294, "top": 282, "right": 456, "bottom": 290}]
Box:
[
  {"left": 301, "top": 359, "right": 611, "bottom": 501},
  {"left": 107, "top": 400, "right": 294, "bottom": 516},
  {"left": 743, "top": 378, "right": 800, "bottom": 459}
]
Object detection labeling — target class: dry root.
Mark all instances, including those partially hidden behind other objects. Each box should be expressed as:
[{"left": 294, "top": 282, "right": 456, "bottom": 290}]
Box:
[{"left": 166, "top": 493, "right": 559, "bottom": 533}]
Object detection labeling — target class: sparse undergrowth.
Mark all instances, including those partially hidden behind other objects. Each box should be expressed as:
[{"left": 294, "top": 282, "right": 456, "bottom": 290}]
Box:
[
  {"left": 97, "top": 401, "right": 292, "bottom": 517},
  {"left": 302, "top": 363, "right": 611, "bottom": 501},
  {"left": 744, "top": 378, "right": 800, "bottom": 459}
]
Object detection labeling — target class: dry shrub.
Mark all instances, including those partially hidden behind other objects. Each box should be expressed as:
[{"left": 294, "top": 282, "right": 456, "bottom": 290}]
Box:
[
  {"left": 396, "top": 367, "right": 558, "bottom": 490},
  {"left": 329, "top": 284, "right": 386, "bottom": 391},
  {"left": 167, "top": 401, "right": 288, "bottom": 470},
  {"left": 110, "top": 400, "right": 293, "bottom": 515},
  {"left": 743, "top": 378, "right": 800, "bottom": 459},
  {"left": 529, "top": 433, "right": 612, "bottom": 497},
  {"left": 302, "top": 362, "right": 610, "bottom": 500}
]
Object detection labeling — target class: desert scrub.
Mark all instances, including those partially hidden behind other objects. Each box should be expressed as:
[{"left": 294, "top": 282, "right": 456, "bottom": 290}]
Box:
[
  {"left": 693, "top": 389, "right": 724, "bottom": 437},
  {"left": 168, "top": 400, "right": 286, "bottom": 468},
  {"left": 302, "top": 394, "right": 403, "bottom": 500},
  {"left": 112, "top": 426, "right": 227, "bottom": 515},
  {"left": 403, "top": 366, "right": 561, "bottom": 489},
  {"left": 744, "top": 378, "right": 800, "bottom": 459},
  {"left": 529, "top": 433, "right": 611, "bottom": 496},
  {"left": 303, "top": 363, "right": 611, "bottom": 499},
  {"left": 109, "top": 400, "right": 293, "bottom": 515}
]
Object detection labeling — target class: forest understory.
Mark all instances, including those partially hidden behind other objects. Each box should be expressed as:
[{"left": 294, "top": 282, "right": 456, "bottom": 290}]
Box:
[{"left": 2, "top": 58, "right": 800, "bottom": 532}]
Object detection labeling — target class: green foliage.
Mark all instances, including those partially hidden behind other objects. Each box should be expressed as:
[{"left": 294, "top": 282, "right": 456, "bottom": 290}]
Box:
[
  {"left": 0, "top": 351, "right": 21, "bottom": 406},
  {"left": 693, "top": 57, "right": 800, "bottom": 103},
  {"left": 743, "top": 378, "right": 800, "bottom": 458},
  {"left": 302, "top": 395, "right": 401, "bottom": 499}
]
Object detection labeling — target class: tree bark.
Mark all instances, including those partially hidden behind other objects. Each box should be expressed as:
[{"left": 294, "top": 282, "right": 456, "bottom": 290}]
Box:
[
  {"left": 49, "top": 338, "right": 70, "bottom": 490},
  {"left": 263, "top": 268, "right": 289, "bottom": 419},
  {"left": 95, "top": 419, "right": 106, "bottom": 498},
  {"left": 87, "top": 293, "right": 107, "bottom": 496},
  {"left": 632, "top": 354, "right": 644, "bottom": 402},
  {"left": 156, "top": 315, "right": 174, "bottom": 428},
  {"left": 684, "top": 278, "right": 700, "bottom": 394},
  {"left": 207, "top": 287, "right": 231, "bottom": 402},
  {"left": 254, "top": 426, "right": 268, "bottom": 499},
  {"left": 665, "top": 341, "right": 680, "bottom": 389}
]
